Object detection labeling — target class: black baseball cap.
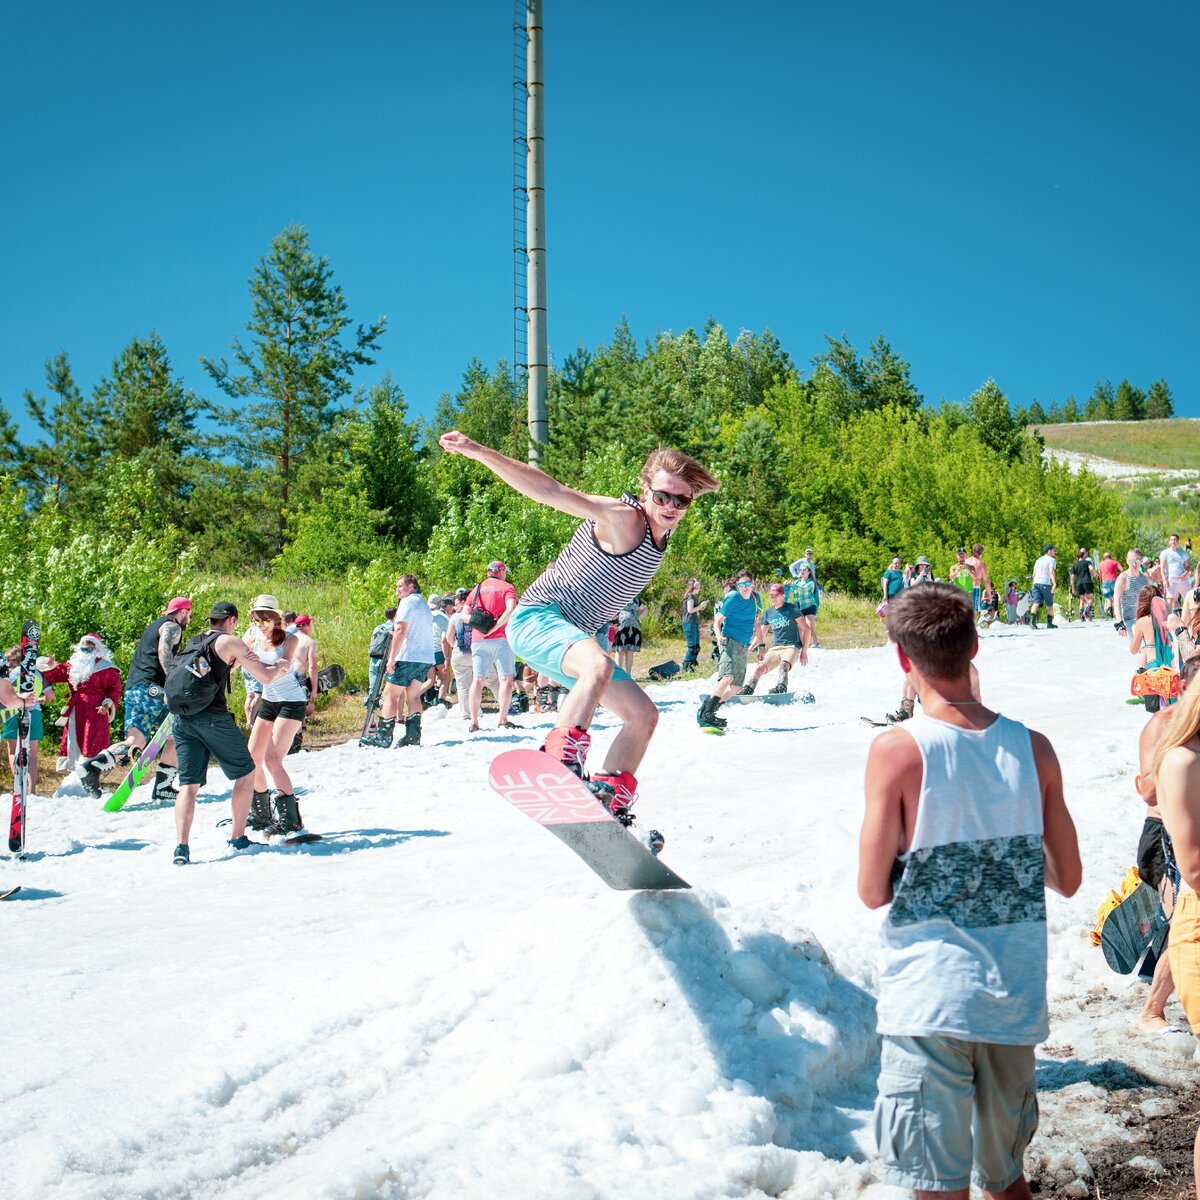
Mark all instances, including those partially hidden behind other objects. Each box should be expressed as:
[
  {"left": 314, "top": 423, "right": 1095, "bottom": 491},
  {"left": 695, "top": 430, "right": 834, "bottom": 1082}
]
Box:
[{"left": 209, "top": 600, "right": 239, "bottom": 620}]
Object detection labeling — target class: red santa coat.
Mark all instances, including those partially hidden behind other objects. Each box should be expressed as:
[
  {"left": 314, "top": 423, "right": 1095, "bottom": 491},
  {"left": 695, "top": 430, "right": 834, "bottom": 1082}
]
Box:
[{"left": 42, "top": 661, "right": 123, "bottom": 760}]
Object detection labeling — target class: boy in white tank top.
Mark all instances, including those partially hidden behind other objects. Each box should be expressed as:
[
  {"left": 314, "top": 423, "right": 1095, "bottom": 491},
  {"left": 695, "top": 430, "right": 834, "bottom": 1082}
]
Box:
[{"left": 859, "top": 583, "right": 1081, "bottom": 1199}]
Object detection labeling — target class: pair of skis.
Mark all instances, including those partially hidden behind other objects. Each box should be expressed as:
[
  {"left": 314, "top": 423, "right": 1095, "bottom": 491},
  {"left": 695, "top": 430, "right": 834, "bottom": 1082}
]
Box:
[{"left": 7, "top": 620, "right": 39, "bottom": 855}]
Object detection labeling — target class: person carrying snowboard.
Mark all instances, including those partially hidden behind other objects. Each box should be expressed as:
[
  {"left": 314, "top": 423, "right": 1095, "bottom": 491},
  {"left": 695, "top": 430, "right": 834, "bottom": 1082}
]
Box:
[
  {"left": 77, "top": 597, "right": 192, "bottom": 803},
  {"left": 438, "top": 430, "right": 718, "bottom": 827}
]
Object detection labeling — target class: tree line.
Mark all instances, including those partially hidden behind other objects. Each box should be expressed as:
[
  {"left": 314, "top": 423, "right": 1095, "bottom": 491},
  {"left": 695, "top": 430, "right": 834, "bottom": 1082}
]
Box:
[
  {"left": 0, "top": 224, "right": 1149, "bottom": 665},
  {"left": 1019, "top": 377, "right": 1175, "bottom": 426}
]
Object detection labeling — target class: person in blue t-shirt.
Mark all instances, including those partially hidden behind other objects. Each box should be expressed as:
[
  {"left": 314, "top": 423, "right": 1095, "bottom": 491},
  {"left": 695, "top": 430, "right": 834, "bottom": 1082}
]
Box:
[{"left": 698, "top": 570, "right": 764, "bottom": 731}]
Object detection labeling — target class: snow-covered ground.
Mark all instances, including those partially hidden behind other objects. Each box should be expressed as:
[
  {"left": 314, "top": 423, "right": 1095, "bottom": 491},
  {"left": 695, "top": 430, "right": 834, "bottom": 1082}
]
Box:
[
  {"left": 1043, "top": 445, "right": 1200, "bottom": 481},
  {"left": 4, "top": 622, "right": 1194, "bottom": 1200}
]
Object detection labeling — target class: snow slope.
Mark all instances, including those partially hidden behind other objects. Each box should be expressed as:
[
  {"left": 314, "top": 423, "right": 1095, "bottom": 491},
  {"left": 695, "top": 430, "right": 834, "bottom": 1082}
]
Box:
[{"left": 3, "top": 622, "right": 1194, "bottom": 1200}]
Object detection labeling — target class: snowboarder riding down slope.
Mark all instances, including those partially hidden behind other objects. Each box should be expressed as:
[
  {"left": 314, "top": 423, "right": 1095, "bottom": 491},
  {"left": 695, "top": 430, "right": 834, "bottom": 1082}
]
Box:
[{"left": 437, "top": 430, "right": 719, "bottom": 827}]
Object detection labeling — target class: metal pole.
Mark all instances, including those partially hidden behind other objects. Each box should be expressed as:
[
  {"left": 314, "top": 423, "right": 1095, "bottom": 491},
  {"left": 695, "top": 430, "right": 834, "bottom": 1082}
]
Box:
[{"left": 526, "top": 0, "right": 548, "bottom": 462}]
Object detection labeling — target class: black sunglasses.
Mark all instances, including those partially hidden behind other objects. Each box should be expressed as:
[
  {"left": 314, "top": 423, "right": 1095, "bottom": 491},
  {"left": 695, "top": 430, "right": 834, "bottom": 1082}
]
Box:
[{"left": 650, "top": 488, "right": 692, "bottom": 510}]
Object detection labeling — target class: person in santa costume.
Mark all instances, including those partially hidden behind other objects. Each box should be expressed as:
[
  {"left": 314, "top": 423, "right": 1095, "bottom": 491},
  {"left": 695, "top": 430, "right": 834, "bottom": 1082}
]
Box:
[{"left": 42, "top": 633, "right": 123, "bottom": 773}]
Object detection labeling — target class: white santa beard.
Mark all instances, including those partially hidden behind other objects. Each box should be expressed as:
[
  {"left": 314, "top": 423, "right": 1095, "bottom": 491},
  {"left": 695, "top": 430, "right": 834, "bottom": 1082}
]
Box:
[{"left": 68, "top": 651, "right": 99, "bottom": 687}]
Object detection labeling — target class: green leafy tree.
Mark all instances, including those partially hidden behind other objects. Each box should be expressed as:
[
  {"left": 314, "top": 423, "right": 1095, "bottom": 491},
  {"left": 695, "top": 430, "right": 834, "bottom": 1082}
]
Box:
[
  {"left": 967, "top": 380, "right": 1022, "bottom": 460},
  {"left": 1145, "top": 378, "right": 1174, "bottom": 419},
  {"left": 202, "top": 224, "right": 386, "bottom": 553}
]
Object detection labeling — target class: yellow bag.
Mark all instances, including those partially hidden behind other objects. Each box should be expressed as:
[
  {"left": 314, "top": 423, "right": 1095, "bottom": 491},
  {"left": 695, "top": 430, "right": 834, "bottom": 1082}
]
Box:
[{"left": 1089, "top": 866, "right": 1142, "bottom": 947}]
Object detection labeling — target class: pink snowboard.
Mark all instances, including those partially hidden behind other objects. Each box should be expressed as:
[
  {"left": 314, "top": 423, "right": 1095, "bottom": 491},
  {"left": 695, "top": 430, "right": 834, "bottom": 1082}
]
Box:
[{"left": 489, "top": 749, "right": 689, "bottom": 891}]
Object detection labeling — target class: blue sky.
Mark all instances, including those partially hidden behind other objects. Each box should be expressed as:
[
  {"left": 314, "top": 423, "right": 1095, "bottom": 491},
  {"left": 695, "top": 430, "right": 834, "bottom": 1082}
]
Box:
[{"left": 2, "top": 1, "right": 1197, "bottom": 440}]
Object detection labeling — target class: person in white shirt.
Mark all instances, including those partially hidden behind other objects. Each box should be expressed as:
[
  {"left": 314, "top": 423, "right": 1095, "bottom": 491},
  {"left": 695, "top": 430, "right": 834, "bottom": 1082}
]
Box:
[
  {"left": 1160, "top": 534, "right": 1192, "bottom": 608},
  {"left": 1029, "top": 545, "right": 1058, "bottom": 630},
  {"left": 364, "top": 575, "right": 437, "bottom": 749}
]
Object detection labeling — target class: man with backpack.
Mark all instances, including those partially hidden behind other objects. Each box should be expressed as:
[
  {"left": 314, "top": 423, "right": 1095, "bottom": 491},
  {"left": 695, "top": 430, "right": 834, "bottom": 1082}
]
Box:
[
  {"left": 465, "top": 560, "right": 519, "bottom": 733},
  {"left": 367, "top": 606, "right": 397, "bottom": 704},
  {"left": 167, "top": 600, "right": 294, "bottom": 865}
]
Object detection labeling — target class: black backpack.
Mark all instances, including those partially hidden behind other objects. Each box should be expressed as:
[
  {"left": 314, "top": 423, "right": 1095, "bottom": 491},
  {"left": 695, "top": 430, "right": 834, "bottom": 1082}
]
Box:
[
  {"left": 368, "top": 623, "right": 392, "bottom": 660},
  {"left": 164, "top": 631, "right": 224, "bottom": 716}
]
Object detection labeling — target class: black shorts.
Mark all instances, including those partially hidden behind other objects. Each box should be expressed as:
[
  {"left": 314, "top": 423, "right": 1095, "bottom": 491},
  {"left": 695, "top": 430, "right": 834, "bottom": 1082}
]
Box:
[
  {"left": 174, "top": 710, "right": 255, "bottom": 786},
  {"left": 1138, "top": 818, "right": 1168, "bottom": 889},
  {"left": 613, "top": 628, "right": 642, "bottom": 650},
  {"left": 258, "top": 698, "right": 307, "bottom": 723},
  {"left": 1075, "top": 584, "right": 1094, "bottom": 596},
  {"left": 799, "top": 606, "right": 818, "bottom": 618}
]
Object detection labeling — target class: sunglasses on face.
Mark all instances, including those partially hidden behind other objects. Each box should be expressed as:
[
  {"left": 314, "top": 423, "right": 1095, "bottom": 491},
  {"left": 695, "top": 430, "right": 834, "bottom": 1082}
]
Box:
[
  {"left": 736, "top": 580, "right": 754, "bottom": 589},
  {"left": 650, "top": 489, "right": 692, "bottom": 510}
]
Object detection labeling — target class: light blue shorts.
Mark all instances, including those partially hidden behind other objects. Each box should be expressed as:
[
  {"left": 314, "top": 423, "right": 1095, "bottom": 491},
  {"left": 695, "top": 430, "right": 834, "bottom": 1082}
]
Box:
[{"left": 507, "top": 604, "right": 633, "bottom": 689}]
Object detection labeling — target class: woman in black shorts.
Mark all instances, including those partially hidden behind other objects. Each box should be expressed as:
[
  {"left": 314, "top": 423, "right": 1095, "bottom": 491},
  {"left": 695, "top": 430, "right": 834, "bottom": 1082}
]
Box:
[{"left": 246, "top": 605, "right": 311, "bottom": 835}]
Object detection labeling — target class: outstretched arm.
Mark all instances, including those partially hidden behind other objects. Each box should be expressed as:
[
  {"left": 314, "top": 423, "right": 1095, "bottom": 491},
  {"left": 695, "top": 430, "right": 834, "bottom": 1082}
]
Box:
[{"left": 439, "top": 431, "right": 638, "bottom": 532}]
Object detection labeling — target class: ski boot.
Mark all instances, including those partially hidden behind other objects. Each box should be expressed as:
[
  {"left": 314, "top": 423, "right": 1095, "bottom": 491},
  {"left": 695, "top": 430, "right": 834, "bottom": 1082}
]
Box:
[
  {"left": 697, "top": 695, "right": 727, "bottom": 732},
  {"left": 248, "top": 789, "right": 275, "bottom": 832},
  {"left": 886, "top": 698, "right": 915, "bottom": 724},
  {"left": 152, "top": 765, "right": 180, "bottom": 806},
  {"left": 77, "top": 744, "right": 132, "bottom": 799},
  {"left": 271, "top": 793, "right": 305, "bottom": 839},
  {"left": 360, "top": 716, "right": 396, "bottom": 748},
  {"left": 395, "top": 714, "right": 421, "bottom": 748}
]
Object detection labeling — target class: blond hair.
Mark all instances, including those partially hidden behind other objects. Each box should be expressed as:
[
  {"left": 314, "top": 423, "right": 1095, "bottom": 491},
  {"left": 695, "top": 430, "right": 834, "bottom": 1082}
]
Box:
[
  {"left": 1152, "top": 682, "right": 1200, "bottom": 784},
  {"left": 639, "top": 448, "right": 719, "bottom": 497}
]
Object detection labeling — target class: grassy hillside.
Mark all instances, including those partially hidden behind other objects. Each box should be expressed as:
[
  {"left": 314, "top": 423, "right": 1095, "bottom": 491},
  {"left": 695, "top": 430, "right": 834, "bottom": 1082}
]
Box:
[{"left": 1032, "top": 418, "right": 1200, "bottom": 470}]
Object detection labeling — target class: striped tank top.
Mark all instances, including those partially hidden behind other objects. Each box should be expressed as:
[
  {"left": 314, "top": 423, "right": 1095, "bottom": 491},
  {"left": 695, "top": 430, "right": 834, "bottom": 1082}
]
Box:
[{"left": 520, "top": 494, "right": 668, "bottom": 635}]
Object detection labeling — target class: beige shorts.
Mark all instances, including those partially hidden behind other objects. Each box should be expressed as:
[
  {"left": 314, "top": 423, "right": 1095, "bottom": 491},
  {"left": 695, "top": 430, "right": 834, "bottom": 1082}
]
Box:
[
  {"left": 875, "top": 1035, "right": 1038, "bottom": 1193},
  {"left": 762, "top": 645, "right": 802, "bottom": 671}
]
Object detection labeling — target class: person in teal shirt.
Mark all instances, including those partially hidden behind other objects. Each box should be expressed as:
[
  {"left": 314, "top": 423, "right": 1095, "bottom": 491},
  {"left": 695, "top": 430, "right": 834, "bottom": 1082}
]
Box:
[
  {"left": 698, "top": 571, "right": 763, "bottom": 731},
  {"left": 882, "top": 555, "right": 905, "bottom": 601}
]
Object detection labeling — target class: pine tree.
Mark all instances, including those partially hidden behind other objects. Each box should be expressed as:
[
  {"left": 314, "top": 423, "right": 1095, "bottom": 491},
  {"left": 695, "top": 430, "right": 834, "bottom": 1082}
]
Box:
[
  {"left": 1026, "top": 400, "right": 1048, "bottom": 425},
  {"left": 1145, "top": 379, "right": 1174, "bottom": 419},
  {"left": 1061, "top": 395, "right": 1080, "bottom": 423},
  {"left": 967, "top": 380, "right": 1022, "bottom": 459},
  {"left": 202, "top": 224, "right": 386, "bottom": 553},
  {"left": 1084, "top": 379, "right": 1115, "bottom": 421},
  {"left": 21, "top": 350, "right": 101, "bottom": 508},
  {"left": 1114, "top": 378, "right": 1146, "bottom": 421}
]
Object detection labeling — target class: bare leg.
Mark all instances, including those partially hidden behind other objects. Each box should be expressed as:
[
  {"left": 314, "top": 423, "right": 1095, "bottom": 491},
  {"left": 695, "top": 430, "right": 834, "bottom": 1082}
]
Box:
[
  {"left": 467, "top": 676, "right": 485, "bottom": 729},
  {"left": 247, "top": 718, "right": 273, "bottom": 791},
  {"left": 595, "top": 677, "right": 659, "bottom": 776},
  {"left": 379, "top": 681, "right": 401, "bottom": 721},
  {"left": 175, "top": 783, "right": 199, "bottom": 844},
  {"left": 264, "top": 718, "right": 303, "bottom": 794},
  {"left": 1137, "top": 952, "right": 1176, "bottom": 1029},
  {"left": 556, "top": 638, "right": 614, "bottom": 732},
  {"left": 229, "top": 774, "right": 254, "bottom": 839},
  {"left": 497, "top": 674, "right": 517, "bottom": 725}
]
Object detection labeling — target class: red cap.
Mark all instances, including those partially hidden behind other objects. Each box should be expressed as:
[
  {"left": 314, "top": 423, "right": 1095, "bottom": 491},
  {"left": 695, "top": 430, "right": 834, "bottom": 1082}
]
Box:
[
  {"left": 165, "top": 596, "right": 192, "bottom": 615},
  {"left": 295, "top": 613, "right": 312, "bottom": 628}
]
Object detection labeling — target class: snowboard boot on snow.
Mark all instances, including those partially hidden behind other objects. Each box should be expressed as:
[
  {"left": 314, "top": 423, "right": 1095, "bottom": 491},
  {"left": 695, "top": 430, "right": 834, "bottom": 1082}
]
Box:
[
  {"left": 395, "top": 714, "right": 421, "bottom": 748},
  {"left": 886, "top": 698, "right": 915, "bottom": 724},
  {"left": 739, "top": 684, "right": 756, "bottom": 697},
  {"left": 271, "top": 793, "right": 304, "bottom": 838},
  {"left": 152, "top": 765, "right": 180, "bottom": 806},
  {"left": 769, "top": 666, "right": 791, "bottom": 695},
  {"left": 542, "top": 725, "right": 591, "bottom": 780},
  {"left": 77, "top": 745, "right": 132, "bottom": 799},
  {"left": 697, "top": 695, "right": 727, "bottom": 732},
  {"left": 361, "top": 716, "right": 396, "bottom": 748},
  {"left": 248, "top": 790, "right": 275, "bottom": 832}
]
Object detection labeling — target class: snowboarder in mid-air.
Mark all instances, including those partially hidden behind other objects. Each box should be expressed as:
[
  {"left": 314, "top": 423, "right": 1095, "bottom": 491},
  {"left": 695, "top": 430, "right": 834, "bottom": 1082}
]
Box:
[{"left": 438, "top": 430, "right": 719, "bottom": 839}]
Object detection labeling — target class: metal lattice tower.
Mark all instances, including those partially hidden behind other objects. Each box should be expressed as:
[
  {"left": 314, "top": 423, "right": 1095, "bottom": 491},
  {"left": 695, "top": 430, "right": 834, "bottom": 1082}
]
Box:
[{"left": 512, "top": 2, "right": 529, "bottom": 458}]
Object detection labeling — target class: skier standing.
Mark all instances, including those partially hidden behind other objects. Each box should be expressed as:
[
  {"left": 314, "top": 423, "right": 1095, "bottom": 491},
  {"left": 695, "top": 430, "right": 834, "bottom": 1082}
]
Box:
[{"left": 439, "top": 430, "right": 719, "bottom": 825}]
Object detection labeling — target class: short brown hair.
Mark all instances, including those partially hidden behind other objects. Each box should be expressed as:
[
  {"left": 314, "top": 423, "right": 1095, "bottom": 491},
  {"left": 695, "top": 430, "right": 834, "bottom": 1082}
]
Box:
[
  {"left": 971, "top": 543, "right": 984, "bottom": 556},
  {"left": 397, "top": 573, "right": 420, "bottom": 591},
  {"left": 639, "top": 447, "right": 719, "bottom": 497},
  {"left": 885, "top": 583, "right": 976, "bottom": 679}
]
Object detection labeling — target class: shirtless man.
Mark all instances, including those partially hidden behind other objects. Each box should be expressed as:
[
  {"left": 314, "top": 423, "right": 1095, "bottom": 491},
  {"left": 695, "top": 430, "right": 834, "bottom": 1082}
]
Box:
[
  {"left": 965, "top": 543, "right": 994, "bottom": 613},
  {"left": 439, "top": 429, "right": 718, "bottom": 837}
]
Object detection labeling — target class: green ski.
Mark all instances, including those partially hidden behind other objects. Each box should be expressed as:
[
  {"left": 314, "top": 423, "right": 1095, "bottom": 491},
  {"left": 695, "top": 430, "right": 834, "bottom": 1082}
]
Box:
[{"left": 104, "top": 714, "right": 174, "bottom": 813}]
